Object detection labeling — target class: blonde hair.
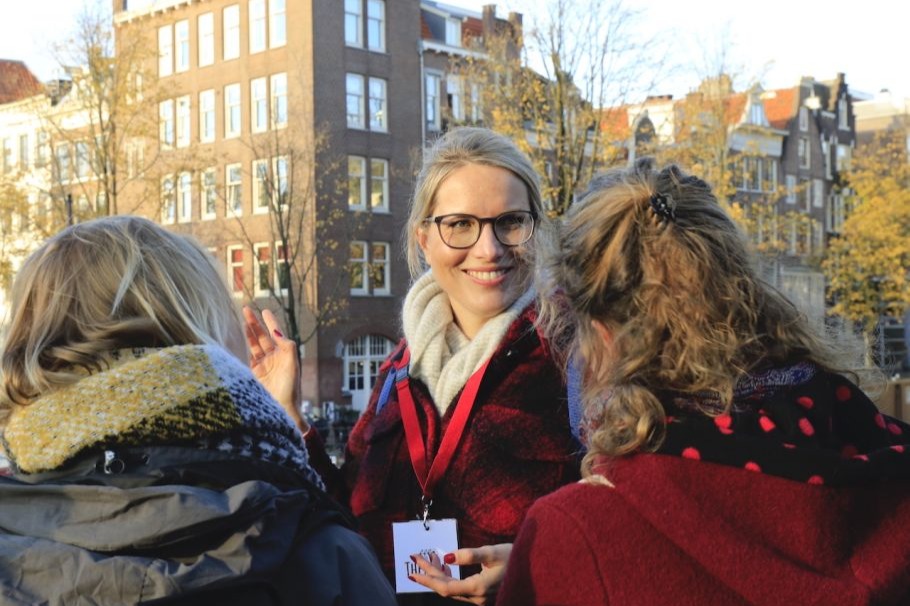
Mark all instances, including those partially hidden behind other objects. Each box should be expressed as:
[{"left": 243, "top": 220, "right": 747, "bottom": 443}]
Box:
[
  {"left": 406, "top": 127, "right": 546, "bottom": 277},
  {"left": 1, "top": 216, "right": 244, "bottom": 415},
  {"left": 539, "top": 159, "right": 855, "bottom": 475}
]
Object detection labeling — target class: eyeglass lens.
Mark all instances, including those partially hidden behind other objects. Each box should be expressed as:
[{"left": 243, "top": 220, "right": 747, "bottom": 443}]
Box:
[{"left": 437, "top": 211, "right": 534, "bottom": 248}]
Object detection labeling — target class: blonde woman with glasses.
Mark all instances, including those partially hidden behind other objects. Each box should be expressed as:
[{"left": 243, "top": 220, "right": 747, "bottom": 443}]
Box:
[{"left": 247, "top": 127, "right": 580, "bottom": 604}]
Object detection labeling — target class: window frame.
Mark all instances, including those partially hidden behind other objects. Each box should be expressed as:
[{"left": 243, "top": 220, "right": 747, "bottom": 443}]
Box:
[
  {"left": 161, "top": 174, "right": 176, "bottom": 224},
  {"left": 174, "top": 19, "right": 190, "bottom": 72},
  {"left": 270, "top": 0, "right": 287, "bottom": 48},
  {"left": 226, "top": 162, "right": 243, "bottom": 216},
  {"left": 158, "top": 24, "right": 173, "bottom": 77},
  {"left": 344, "top": 0, "right": 363, "bottom": 48},
  {"left": 252, "top": 158, "right": 271, "bottom": 214},
  {"left": 227, "top": 244, "right": 245, "bottom": 297},
  {"left": 270, "top": 72, "right": 288, "bottom": 128},
  {"left": 176, "top": 95, "right": 191, "bottom": 148},
  {"left": 249, "top": 0, "right": 267, "bottom": 54},
  {"left": 199, "top": 89, "right": 216, "bottom": 143},
  {"left": 198, "top": 12, "right": 215, "bottom": 67},
  {"left": 370, "top": 158, "right": 389, "bottom": 213},
  {"left": 225, "top": 83, "right": 242, "bottom": 138},
  {"left": 201, "top": 167, "right": 217, "bottom": 220},
  {"left": 367, "top": 0, "right": 385, "bottom": 52},
  {"left": 251, "top": 77, "right": 268, "bottom": 133},
  {"left": 223, "top": 4, "right": 241, "bottom": 60},
  {"left": 368, "top": 76, "right": 387, "bottom": 132}
]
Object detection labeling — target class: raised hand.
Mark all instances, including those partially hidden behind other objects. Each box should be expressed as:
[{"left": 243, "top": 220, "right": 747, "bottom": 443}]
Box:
[{"left": 242, "top": 306, "right": 309, "bottom": 434}]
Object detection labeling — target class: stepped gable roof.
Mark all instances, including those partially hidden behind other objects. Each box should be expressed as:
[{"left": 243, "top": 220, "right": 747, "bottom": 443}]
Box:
[{"left": 0, "top": 60, "right": 43, "bottom": 104}]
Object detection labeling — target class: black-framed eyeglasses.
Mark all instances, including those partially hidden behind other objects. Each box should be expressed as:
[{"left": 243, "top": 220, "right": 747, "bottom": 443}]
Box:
[{"left": 423, "top": 210, "right": 537, "bottom": 249}]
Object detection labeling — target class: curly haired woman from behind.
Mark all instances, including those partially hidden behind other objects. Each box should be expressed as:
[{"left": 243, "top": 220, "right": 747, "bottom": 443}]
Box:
[{"left": 497, "top": 160, "right": 910, "bottom": 606}]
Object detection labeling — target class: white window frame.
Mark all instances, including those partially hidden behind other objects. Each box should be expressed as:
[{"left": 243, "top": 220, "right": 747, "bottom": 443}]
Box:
[
  {"left": 158, "top": 25, "right": 173, "bottom": 77},
  {"left": 249, "top": 0, "right": 267, "bottom": 54},
  {"left": 226, "top": 162, "right": 243, "bottom": 215},
  {"left": 275, "top": 242, "right": 290, "bottom": 295},
  {"left": 368, "top": 77, "right": 387, "bottom": 132},
  {"left": 798, "top": 107, "right": 808, "bottom": 131},
  {"left": 251, "top": 77, "right": 268, "bottom": 133},
  {"left": 445, "top": 17, "right": 462, "bottom": 47},
  {"left": 813, "top": 178, "right": 824, "bottom": 209},
  {"left": 785, "top": 174, "right": 796, "bottom": 204},
  {"left": 254, "top": 242, "right": 272, "bottom": 297},
  {"left": 175, "top": 19, "right": 190, "bottom": 72},
  {"left": 448, "top": 74, "right": 463, "bottom": 121},
  {"left": 349, "top": 240, "right": 369, "bottom": 295},
  {"left": 270, "top": 72, "right": 288, "bottom": 128},
  {"left": 200, "top": 89, "right": 215, "bottom": 143},
  {"left": 177, "top": 171, "right": 193, "bottom": 222},
  {"left": 201, "top": 167, "right": 217, "bottom": 220},
  {"left": 367, "top": 0, "right": 385, "bottom": 52},
  {"left": 346, "top": 73, "right": 365, "bottom": 129},
  {"left": 800, "top": 178, "right": 811, "bottom": 212},
  {"left": 161, "top": 174, "right": 176, "bottom": 224},
  {"left": 18, "top": 133, "right": 29, "bottom": 169},
  {"left": 425, "top": 72, "right": 441, "bottom": 131},
  {"left": 198, "top": 12, "right": 215, "bottom": 67},
  {"left": 274, "top": 155, "right": 289, "bottom": 209},
  {"left": 347, "top": 155, "right": 366, "bottom": 210},
  {"left": 227, "top": 245, "right": 245, "bottom": 297},
  {"left": 176, "top": 95, "right": 191, "bottom": 148},
  {"left": 345, "top": 0, "right": 363, "bottom": 47},
  {"left": 798, "top": 136, "right": 810, "bottom": 169},
  {"left": 270, "top": 0, "right": 286, "bottom": 48},
  {"left": 838, "top": 98, "right": 848, "bottom": 130},
  {"left": 223, "top": 4, "right": 241, "bottom": 60},
  {"left": 54, "top": 143, "right": 71, "bottom": 184},
  {"left": 225, "top": 83, "right": 241, "bottom": 138},
  {"left": 252, "top": 158, "right": 270, "bottom": 214},
  {"left": 370, "top": 158, "right": 389, "bottom": 213},
  {"left": 159, "top": 99, "right": 174, "bottom": 148},
  {"left": 371, "top": 241, "right": 390, "bottom": 295},
  {"left": 73, "top": 140, "right": 90, "bottom": 181}
]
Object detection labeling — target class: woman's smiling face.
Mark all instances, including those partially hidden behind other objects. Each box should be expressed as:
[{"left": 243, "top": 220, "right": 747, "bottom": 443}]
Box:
[{"left": 417, "top": 163, "right": 533, "bottom": 338}]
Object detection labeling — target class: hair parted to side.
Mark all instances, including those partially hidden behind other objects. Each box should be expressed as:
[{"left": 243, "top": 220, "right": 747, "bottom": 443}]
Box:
[
  {"left": 405, "top": 127, "right": 547, "bottom": 277},
  {"left": 538, "top": 158, "right": 857, "bottom": 476},
  {"left": 0, "top": 215, "right": 245, "bottom": 416}
]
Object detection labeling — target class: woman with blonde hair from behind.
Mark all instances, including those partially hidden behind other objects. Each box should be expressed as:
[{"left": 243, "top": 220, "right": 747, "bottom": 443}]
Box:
[
  {"left": 0, "top": 215, "right": 395, "bottom": 605},
  {"left": 497, "top": 159, "right": 910, "bottom": 606}
]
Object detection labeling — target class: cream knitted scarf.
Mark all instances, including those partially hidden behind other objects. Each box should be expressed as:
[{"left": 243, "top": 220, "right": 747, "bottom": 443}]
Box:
[
  {"left": 402, "top": 271, "right": 535, "bottom": 414},
  {"left": 1, "top": 344, "right": 324, "bottom": 488}
]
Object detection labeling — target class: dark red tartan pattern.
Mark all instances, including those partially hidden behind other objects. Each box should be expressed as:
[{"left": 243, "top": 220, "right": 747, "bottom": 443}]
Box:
[{"left": 313, "top": 306, "right": 580, "bottom": 582}]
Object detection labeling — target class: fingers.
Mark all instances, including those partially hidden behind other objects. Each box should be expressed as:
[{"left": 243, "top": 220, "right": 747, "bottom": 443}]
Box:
[
  {"left": 445, "top": 543, "right": 512, "bottom": 567},
  {"left": 242, "top": 306, "right": 270, "bottom": 358}
]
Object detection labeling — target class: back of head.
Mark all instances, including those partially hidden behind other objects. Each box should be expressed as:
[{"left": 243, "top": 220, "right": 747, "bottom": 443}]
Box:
[
  {"left": 1, "top": 216, "right": 243, "bottom": 414},
  {"left": 540, "top": 159, "right": 841, "bottom": 462},
  {"left": 406, "top": 127, "right": 545, "bottom": 276}
]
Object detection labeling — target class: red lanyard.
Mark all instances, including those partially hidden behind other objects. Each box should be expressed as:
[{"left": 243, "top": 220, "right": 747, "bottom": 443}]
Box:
[{"left": 395, "top": 347, "right": 491, "bottom": 501}]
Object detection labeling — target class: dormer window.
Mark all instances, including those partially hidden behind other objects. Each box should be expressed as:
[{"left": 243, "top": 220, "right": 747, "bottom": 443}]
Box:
[{"left": 445, "top": 18, "right": 462, "bottom": 47}]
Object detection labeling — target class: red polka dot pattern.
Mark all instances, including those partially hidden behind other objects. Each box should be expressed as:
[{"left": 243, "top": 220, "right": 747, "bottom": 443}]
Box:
[
  {"left": 744, "top": 461, "right": 761, "bottom": 472},
  {"left": 759, "top": 416, "right": 776, "bottom": 433},
  {"left": 798, "top": 418, "right": 815, "bottom": 437},
  {"left": 875, "top": 414, "right": 886, "bottom": 429},
  {"left": 891, "top": 445, "right": 905, "bottom": 454},
  {"left": 796, "top": 396, "right": 814, "bottom": 410},
  {"left": 714, "top": 414, "right": 733, "bottom": 435},
  {"left": 807, "top": 475, "right": 825, "bottom": 485},
  {"left": 835, "top": 385, "right": 851, "bottom": 401},
  {"left": 888, "top": 423, "right": 903, "bottom": 436},
  {"left": 682, "top": 447, "right": 701, "bottom": 460}
]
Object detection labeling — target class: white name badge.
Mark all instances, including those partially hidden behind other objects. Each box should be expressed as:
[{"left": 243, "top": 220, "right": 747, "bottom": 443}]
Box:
[{"left": 391, "top": 518, "right": 460, "bottom": 593}]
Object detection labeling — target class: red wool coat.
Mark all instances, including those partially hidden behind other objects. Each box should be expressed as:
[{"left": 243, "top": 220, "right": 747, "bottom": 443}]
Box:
[
  {"left": 498, "top": 370, "right": 910, "bottom": 606},
  {"left": 308, "top": 306, "right": 580, "bottom": 582}
]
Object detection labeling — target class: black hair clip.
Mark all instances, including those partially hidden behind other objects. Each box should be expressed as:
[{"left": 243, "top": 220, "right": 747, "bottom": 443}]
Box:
[{"left": 649, "top": 192, "right": 676, "bottom": 225}]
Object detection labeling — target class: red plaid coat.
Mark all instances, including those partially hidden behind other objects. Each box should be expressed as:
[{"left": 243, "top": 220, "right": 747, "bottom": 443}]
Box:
[{"left": 308, "top": 305, "right": 580, "bottom": 582}]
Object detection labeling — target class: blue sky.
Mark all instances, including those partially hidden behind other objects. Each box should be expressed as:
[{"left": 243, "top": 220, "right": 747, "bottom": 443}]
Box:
[{"left": 1, "top": 0, "right": 905, "bottom": 101}]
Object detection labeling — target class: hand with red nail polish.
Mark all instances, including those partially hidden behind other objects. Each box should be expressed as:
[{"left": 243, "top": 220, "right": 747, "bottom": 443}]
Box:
[{"left": 408, "top": 544, "right": 512, "bottom": 604}]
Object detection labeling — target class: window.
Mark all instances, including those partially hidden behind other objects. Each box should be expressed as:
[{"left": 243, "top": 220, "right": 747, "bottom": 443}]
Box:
[
  {"left": 224, "top": 4, "right": 241, "bottom": 60},
  {"left": 251, "top": 77, "right": 268, "bottom": 133},
  {"left": 225, "top": 83, "right": 241, "bottom": 138},
  {"left": 345, "top": 0, "right": 362, "bottom": 47},
  {"left": 469, "top": 81, "right": 482, "bottom": 122},
  {"left": 158, "top": 25, "right": 173, "bottom": 76},
  {"left": 445, "top": 17, "right": 461, "bottom": 47},
  {"left": 425, "top": 72, "right": 441, "bottom": 131},
  {"left": 159, "top": 99, "right": 174, "bottom": 147},
  {"left": 226, "top": 163, "right": 243, "bottom": 215},
  {"left": 274, "top": 155, "right": 289, "bottom": 208},
  {"left": 836, "top": 144, "right": 851, "bottom": 172},
  {"left": 367, "top": 0, "right": 385, "bottom": 51},
  {"left": 349, "top": 240, "right": 390, "bottom": 295},
  {"left": 798, "top": 136, "right": 810, "bottom": 169},
  {"left": 785, "top": 174, "right": 796, "bottom": 204},
  {"left": 346, "top": 73, "right": 365, "bottom": 128},
  {"left": 36, "top": 131, "right": 48, "bottom": 167},
  {"left": 822, "top": 140, "right": 831, "bottom": 178},
  {"left": 371, "top": 158, "right": 388, "bottom": 212},
  {"left": 254, "top": 243, "right": 272, "bottom": 297},
  {"left": 227, "top": 245, "right": 245, "bottom": 296},
  {"left": 198, "top": 12, "right": 215, "bottom": 67},
  {"left": 838, "top": 98, "right": 848, "bottom": 130},
  {"left": 96, "top": 192, "right": 108, "bottom": 214},
  {"left": 202, "top": 168, "right": 217, "bottom": 220},
  {"left": 798, "top": 107, "right": 808, "bottom": 131},
  {"left": 2, "top": 138, "right": 13, "bottom": 174},
  {"left": 813, "top": 179, "right": 824, "bottom": 209},
  {"left": 18, "top": 134, "right": 29, "bottom": 169},
  {"left": 343, "top": 334, "right": 394, "bottom": 409},
  {"left": 54, "top": 144, "right": 71, "bottom": 184},
  {"left": 270, "top": 72, "right": 287, "bottom": 128},
  {"left": 161, "top": 175, "right": 176, "bottom": 224},
  {"left": 249, "top": 0, "right": 267, "bottom": 54},
  {"left": 369, "top": 77, "right": 387, "bottom": 132},
  {"left": 200, "top": 89, "right": 215, "bottom": 143},
  {"left": 178, "top": 171, "right": 192, "bottom": 222},
  {"left": 448, "top": 75, "right": 463, "bottom": 121},
  {"left": 175, "top": 20, "right": 190, "bottom": 72},
  {"left": 347, "top": 155, "right": 366, "bottom": 210},
  {"left": 176, "top": 95, "right": 191, "bottom": 148},
  {"left": 800, "top": 178, "right": 811, "bottom": 212},
  {"left": 253, "top": 158, "right": 270, "bottom": 213},
  {"left": 75, "top": 141, "right": 90, "bottom": 181},
  {"left": 270, "top": 0, "right": 286, "bottom": 48}
]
